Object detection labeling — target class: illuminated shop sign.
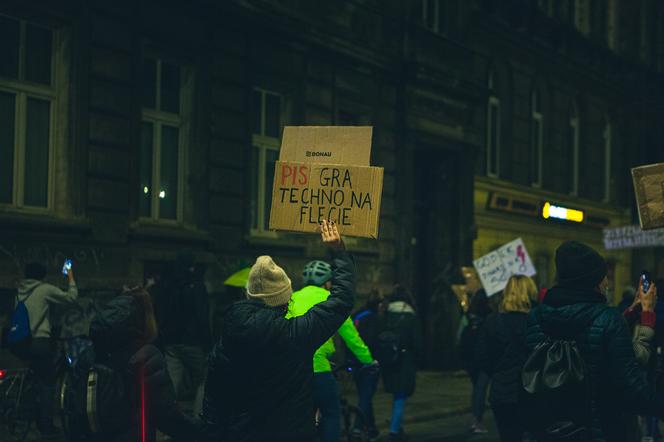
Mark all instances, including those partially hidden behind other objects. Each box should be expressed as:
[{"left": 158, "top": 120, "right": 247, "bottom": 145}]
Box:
[{"left": 542, "top": 202, "right": 584, "bottom": 223}]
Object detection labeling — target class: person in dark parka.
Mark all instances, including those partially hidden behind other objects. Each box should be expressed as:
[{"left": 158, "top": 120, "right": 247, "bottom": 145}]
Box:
[
  {"left": 526, "top": 241, "right": 664, "bottom": 442},
  {"left": 476, "top": 275, "right": 537, "bottom": 442},
  {"left": 459, "top": 289, "right": 492, "bottom": 434},
  {"left": 381, "top": 285, "right": 422, "bottom": 442},
  {"left": 89, "top": 287, "right": 201, "bottom": 442},
  {"left": 202, "top": 220, "right": 354, "bottom": 442}
]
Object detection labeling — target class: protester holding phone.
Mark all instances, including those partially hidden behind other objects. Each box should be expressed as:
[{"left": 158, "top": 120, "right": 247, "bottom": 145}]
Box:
[
  {"left": 623, "top": 274, "right": 657, "bottom": 367},
  {"left": 10, "top": 260, "right": 78, "bottom": 438}
]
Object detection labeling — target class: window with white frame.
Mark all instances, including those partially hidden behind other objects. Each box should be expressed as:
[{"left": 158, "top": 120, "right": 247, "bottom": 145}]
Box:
[
  {"left": 0, "top": 15, "right": 56, "bottom": 210},
  {"left": 250, "top": 88, "right": 282, "bottom": 234},
  {"left": 569, "top": 105, "right": 580, "bottom": 195},
  {"left": 530, "top": 91, "right": 543, "bottom": 187},
  {"left": 486, "top": 71, "right": 500, "bottom": 178},
  {"left": 603, "top": 120, "right": 612, "bottom": 202},
  {"left": 139, "top": 56, "right": 190, "bottom": 221}
]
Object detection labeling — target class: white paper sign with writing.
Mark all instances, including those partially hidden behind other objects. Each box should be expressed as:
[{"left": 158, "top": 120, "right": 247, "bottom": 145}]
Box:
[
  {"left": 473, "top": 238, "right": 536, "bottom": 296},
  {"left": 603, "top": 225, "right": 664, "bottom": 250}
]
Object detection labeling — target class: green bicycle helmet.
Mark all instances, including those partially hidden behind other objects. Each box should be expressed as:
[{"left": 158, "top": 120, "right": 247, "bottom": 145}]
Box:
[{"left": 302, "top": 260, "right": 332, "bottom": 286}]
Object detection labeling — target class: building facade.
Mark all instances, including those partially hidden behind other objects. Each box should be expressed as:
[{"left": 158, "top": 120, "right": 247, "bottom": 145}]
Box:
[{"left": 1, "top": 0, "right": 663, "bottom": 368}]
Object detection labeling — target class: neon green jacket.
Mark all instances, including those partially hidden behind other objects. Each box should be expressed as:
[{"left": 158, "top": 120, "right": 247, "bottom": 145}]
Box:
[{"left": 287, "top": 285, "right": 373, "bottom": 373}]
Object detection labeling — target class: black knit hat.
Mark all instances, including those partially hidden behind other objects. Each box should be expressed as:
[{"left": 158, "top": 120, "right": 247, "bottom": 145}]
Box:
[{"left": 555, "top": 241, "right": 607, "bottom": 289}]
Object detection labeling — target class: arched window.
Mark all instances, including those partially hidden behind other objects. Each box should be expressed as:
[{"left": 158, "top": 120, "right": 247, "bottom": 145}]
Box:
[
  {"left": 486, "top": 70, "right": 500, "bottom": 178},
  {"left": 569, "top": 101, "right": 580, "bottom": 195},
  {"left": 530, "top": 90, "right": 543, "bottom": 187}
]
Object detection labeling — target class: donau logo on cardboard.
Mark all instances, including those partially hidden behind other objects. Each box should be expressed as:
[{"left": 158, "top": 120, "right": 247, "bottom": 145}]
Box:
[{"left": 305, "top": 151, "right": 332, "bottom": 157}]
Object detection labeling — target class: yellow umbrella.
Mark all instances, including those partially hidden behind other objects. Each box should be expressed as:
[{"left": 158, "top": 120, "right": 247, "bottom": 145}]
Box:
[{"left": 224, "top": 268, "right": 250, "bottom": 288}]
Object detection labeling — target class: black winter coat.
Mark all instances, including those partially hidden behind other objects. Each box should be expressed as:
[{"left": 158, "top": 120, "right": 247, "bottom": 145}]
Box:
[
  {"left": 202, "top": 251, "right": 356, "bottom": 442},
  {"left": 152, "top": 272, "right": 211, "bottom": 350},
  {"left": 90, "top": 295, "right": 201, "bottom": 442},
  {"left": 381, "top": 302, "right": 421, "bottom": 397},
  {"left": 526, "top": 286, "right": 664, "bottom": 442},
  {"left": 476, "top": 311, "right": 528, "bottom": 405}
]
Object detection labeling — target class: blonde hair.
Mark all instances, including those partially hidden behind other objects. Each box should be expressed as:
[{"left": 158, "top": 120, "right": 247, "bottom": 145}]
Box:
[{"left": 501, "top": 275, "right": 537, "bottom": 313}]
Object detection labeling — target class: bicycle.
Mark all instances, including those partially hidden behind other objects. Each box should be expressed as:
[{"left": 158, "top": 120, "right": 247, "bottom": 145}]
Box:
[
  {"left": 0, "top": 335, "right": 92, "bottom": 441},
  {"left": 0, "top": 364, "right": 38, "bottom": 442},
  {"left": 315, "top": 363, "right": 378, "bottom": 442}
]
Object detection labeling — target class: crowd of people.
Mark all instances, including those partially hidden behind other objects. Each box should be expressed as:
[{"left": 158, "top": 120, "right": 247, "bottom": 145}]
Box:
[
  {"left": 2, "top": 221, "right": 420, "bottom": 442},
  {"left": 5, "top": 226, "right": 664, "bottom": 442},
  {"left": 459, "top": 240, "right": 664, "bottom": 442}
]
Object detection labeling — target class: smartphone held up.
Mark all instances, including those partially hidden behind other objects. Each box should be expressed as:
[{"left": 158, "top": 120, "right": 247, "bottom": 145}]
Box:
[
  {"left": 62, "top": 259, "right": 72, "bottom": 276},
  {"left": 641, "top": 270, "right": 651, "bottom": 293}
]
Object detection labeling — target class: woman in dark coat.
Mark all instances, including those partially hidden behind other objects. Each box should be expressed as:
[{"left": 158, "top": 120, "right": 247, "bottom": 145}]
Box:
[
  {"left": 459, "top": 289, "right": 491, "bottom": 433},
  {"left": 476, "top": 275, "right": 536, "bottom": 442},
  {"left": 89, "top": 287, "right": 201, "bottom": 441},
  {"left": 381, "top": 285, "right": 421, "bottom": 442}
]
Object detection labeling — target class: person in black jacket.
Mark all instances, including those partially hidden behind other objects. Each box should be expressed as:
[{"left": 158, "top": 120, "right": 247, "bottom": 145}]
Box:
[
  {"left": 381, "top": 285, "right": 421, "bottom": 442},
  {"left": 526, "top": 241, "right": 664, "bottom": 442},
  {"left": 202, "top": 220, "right": 354, "bottom": 442},
  {"left": 459, "top": 289, "right": 491, "bottom": 434},
  {"left": 89, "top": 287, "right": 201, "bottom": 442},
  {"left": 476, "top": 275, "right": 537, "bottom": 442},
  {"left": 349, "top": 289, "right": 384, "bottom": 441},
  {"left": 151, "top": 252, "right": 211, "bottom": 416}
]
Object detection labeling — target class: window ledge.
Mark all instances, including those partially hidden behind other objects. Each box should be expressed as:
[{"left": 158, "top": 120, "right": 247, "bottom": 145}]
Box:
[
  {"left": 343, "top": 237, "right": 379, "bottom": 256},
  {"left": 245, "top": 232, "right": 307, "bottom": 250},
  {"left": 0, "top": 212, "right": 90, "bottom": 234},
  {"left": 129, "top": 222, "right": 212, "bottom": 245}
]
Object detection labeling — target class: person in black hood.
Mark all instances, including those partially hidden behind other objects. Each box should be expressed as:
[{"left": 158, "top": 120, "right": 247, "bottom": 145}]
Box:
[
  {"left": 526, "top": 241, "right": 664, "bottom": 442},
  {"left": 202, "top": 220, "right": 354, "bottom": 442},
  {"left": 151, "top": 251, "right": 210, "bottom": 417},
  {"left": 89, "top": 286, "right": 201, "bottom": 441}
]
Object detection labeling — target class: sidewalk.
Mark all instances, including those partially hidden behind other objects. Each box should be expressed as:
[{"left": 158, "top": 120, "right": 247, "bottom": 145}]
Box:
[
  {"left": 340, "top": 370, "right": 473, "bottom": 431},
  {"left": 2, "top": 369, "right": 473, "bottom": 441}
]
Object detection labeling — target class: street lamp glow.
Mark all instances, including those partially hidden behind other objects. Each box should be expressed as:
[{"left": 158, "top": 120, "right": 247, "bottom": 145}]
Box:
[
  {"left": 542, "top": 202, "right": 584, "bottom": 223},
  {"left": 159, "top": 190, "right": 166, "bottom": 199},
  {"left": 143, "top": 186, "right": 149, "bottom": 194}
]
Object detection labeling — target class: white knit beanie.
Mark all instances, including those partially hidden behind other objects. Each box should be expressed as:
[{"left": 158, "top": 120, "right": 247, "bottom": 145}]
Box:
[{"left": 246, "top": 256, "right": 292, "bottom": 307}]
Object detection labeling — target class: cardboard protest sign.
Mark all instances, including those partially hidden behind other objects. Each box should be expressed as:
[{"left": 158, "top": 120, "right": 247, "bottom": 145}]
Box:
[
  {"left": 603, "top": 225, "right": 664, "bottom": 250},
  {"left": 280, "top": 126, "right": 372, "bottom": 166},
  {"left": 473, "top": 238, "right": 536, "bottom": 296},
  {"left": 269, "top": 161, "right": 383, "bottom": 238},
  {"left": 632, "top": 163, "right": 664, "bottom": 230}
]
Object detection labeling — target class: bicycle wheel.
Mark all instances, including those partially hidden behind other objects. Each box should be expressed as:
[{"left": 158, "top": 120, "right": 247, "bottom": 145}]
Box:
[
  {"left": 342, "top": 404, "right": 366, "bottom": 442},
  {"left": 3, "top": 372, "right": 37, "bottom": 442}
]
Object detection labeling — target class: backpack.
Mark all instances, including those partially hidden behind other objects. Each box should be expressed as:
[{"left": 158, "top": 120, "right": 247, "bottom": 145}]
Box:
[
  {"left": 60, "top": 345, "right": 132, "bottom": 441},
  {"left": 8, "top": 285, "right": 39, "bottom": 346},
  {"left": 521, "top": 306, "right": 603, "bottom": 441},
  {"left": 374, "top": 307, "right": 409, "bottom": 368},
  {"left": 375, "top": 330, "right": 402, "bottom": 367}
]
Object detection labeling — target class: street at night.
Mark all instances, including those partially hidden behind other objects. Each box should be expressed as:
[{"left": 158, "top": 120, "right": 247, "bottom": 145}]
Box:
[{"left": 2, "top": 1, "right": 664, "bottom": 441}]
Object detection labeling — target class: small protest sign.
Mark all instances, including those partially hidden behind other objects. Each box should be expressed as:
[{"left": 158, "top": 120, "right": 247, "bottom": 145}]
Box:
[
  {"left": 269, "top": 161, "right": 383, "bottom": 238},
  {"left": 632, "top": 163, "right": 664, "bottom": 230},
  {"left": 473, "top": 238, "right": 536, "bottom": 296},
  {"left": 603, "top": 225, "right": 664, "bottom": 250}
]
